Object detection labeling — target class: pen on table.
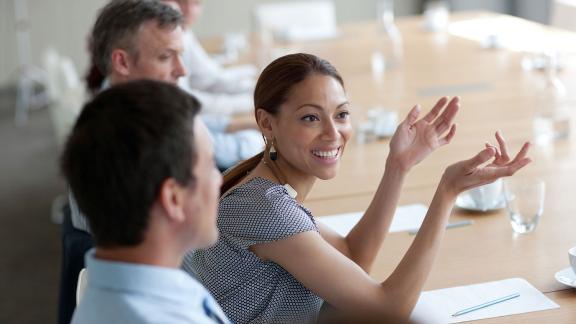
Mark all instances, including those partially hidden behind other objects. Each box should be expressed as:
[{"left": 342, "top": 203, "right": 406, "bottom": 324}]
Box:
[
  {"left": 408, "top": 220, "right": 473, "bottom": 235},
  {"left": 451, "top": 292, "right": 521, "bottom": 317}
]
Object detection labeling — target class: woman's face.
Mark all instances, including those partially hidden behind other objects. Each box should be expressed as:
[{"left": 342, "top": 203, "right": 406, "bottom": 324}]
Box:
[{"left": 266, "top": 74, "right": 352, "bottom": 180}]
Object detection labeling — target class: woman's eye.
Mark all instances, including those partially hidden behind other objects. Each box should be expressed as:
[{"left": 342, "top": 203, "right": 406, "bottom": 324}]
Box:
[
  {"left": 301, "top": 115, "right": 319, "bottom": 122},
  {"left": 336, "top": 111, "right": 350, "bottom": 119}
]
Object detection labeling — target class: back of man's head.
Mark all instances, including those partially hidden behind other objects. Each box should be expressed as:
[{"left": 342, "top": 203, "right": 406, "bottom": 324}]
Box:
[
  {"left": 60, "top": 80, "right": 200, "bottom": 248},
  {"left": 91, "top": 0, "right": 182, "bottom": 76}
]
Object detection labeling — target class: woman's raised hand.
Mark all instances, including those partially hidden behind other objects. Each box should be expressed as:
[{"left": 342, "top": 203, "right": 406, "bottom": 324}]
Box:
[
  {"left": 440, "top": 133, "right": 531, "bottom": 197},
  {"left": 389, "top": 96, "right": 459, "bottom": 172},
  {"left": 484, "top": 131, "right": 515, "bottom": 168}
]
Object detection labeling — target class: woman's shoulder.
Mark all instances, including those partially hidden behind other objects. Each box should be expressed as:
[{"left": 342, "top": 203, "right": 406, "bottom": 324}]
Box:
[
  {"left": 219, "top": 177, "right": 316, "bottom": 230},
  {"left": 220, "top": 177, "right": 292, "bottom": 207}
]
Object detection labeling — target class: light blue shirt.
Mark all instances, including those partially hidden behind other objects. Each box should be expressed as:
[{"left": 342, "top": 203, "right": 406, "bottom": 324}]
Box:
[{"left": 72, "top": 249, "right": 230, "bottom": 324}]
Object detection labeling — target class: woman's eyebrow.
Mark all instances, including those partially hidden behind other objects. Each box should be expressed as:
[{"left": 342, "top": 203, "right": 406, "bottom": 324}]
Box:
[{"left": 296, "top": 101, "right": 350, "bottom": 111}]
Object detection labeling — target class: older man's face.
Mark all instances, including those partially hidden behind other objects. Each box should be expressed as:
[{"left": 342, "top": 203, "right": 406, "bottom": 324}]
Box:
[{"left": 126, "top": 20, "right": 186, "bottom": 84}]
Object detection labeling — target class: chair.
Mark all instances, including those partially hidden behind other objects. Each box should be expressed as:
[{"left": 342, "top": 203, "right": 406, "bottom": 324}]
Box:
[
  {"left": 252, "top": 0, "right": 338, "bottom": 42},
  {"left": 43, "top": 50, "right": 87, "bottom": 225},
  {"left": 76, "top": 268, "right": 88, "bottom": 305},
  {"left": 551, "top": 0, "right": 576, "bottom": 31},
  {"left": 57, "top": 204, "right": 94, "bottom": 324},
  {"left": 12, "top": 0, "right": 49, "bottom": 125},
  {"left": 42, "top": 49, "right": 86, "bottom": 149}
]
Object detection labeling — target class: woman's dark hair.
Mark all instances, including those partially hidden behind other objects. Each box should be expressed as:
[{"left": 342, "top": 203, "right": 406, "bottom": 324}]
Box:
[
  {"left": 221, "top": 53, "right": 344, "bottom": 194},
  {"left": 60, "top": 80, "right": 201, "bottom": 247}
]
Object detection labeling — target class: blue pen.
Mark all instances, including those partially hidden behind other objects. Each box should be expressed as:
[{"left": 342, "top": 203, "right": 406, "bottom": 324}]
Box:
[{"left": 451, "top": 293, "right": 521, "bottom": 317}]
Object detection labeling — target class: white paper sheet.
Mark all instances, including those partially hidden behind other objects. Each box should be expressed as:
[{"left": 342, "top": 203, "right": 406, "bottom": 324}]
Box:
[
  {"left": 316, "top": 204, "right": 428, "bottom": 236},
  {"left": 410, "top": 278, "right": 559, "bottom": 323}
]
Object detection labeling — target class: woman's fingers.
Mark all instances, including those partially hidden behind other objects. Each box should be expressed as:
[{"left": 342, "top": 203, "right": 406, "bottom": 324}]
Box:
[
  {"left": 450, "top": 140, "right": 531, "bottom": 193},
  {"left": 464, "top": 147, "right": 496, "bottom": 173},
  {"left": 506, "top": 156, "right": 532, "bottom": 175},
  {"left": 485, "top": 143, "right": 501, "bottom": 162},
  {"left": 403, "top": 105, "right": 421, "bottom": 127},
  {"left": 485, "top": 156, "right": 531, "bottom": 179},
  {"left": 439, "top": 124, "right": 457, "bottom": 146},
  {"left": 433, "top": 99, "right": 459, "bottom": 134},
  {"left": 508, "top": 142, "right": 531, "bottom": 165},
  {"left": 422, "top": 96, "right": 449, "bottom": 123},
  {"left": 495, "top": 131, "right": 510, "bottom": 162},
  {"left": 482, "top": 142, "right": 531, "bottom": 179}
]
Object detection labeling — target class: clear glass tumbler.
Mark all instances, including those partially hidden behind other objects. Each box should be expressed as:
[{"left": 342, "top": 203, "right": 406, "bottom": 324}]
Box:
[{"left": 503, "top": 178, "right": 546, "bottom": 234}]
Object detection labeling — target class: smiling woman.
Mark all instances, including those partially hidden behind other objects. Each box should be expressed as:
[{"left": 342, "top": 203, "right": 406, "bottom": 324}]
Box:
[
  {"left": 262, "top": 73, "right": 352, "bottom": 183},
  {"left": 220, "top": 53, "right": 349, "bottom": 194},
  {"left": 183, "top": 53, "right": 532, "bottom": 323}
]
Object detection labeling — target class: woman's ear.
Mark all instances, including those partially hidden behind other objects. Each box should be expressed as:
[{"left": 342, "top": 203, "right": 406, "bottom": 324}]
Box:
[
  {"left": 158, "top": 178, "right": 186, "bottom": 224},
  {"left": 256, "top": 108, "right": 274, "bottom": 139},
  {"left": 110, "top": 49, "right": 131, "bottom": 76}
]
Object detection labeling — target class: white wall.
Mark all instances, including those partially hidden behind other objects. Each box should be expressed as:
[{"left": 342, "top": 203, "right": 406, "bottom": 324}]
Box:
[
  {"left": 0, "top": 0, "right": 11, "bottom": 87},
  {"left": 0, "top": 0, "right": 108, "bottom": 87},
  {"left": 514, "top": 0, "right": 551, "bottom": 24},
  {"left": 449, "top": 0, "right": 512, "bottom": 13}
]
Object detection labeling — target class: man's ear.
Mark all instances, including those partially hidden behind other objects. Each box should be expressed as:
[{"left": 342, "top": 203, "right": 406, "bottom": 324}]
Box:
[
  {"left": 256, "top": 108, "right": 274, "bottom": 140},
  {"left": 158, "top": 178, "right": 186, "bottom": 224},
  {"left": 110, "top": 49, "right": 131, "bottom": 77}
]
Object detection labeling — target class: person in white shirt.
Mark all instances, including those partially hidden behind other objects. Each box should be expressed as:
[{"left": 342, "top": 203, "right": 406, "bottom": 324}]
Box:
[
  {"left": 163, "top": 0, "right": 265, "bottom": 169},
  {"left": 163, "top": 0, "right": 258, "bottom": 115},
  {"left": 62, "top": 79, "right": 230, "bottom": 324}
]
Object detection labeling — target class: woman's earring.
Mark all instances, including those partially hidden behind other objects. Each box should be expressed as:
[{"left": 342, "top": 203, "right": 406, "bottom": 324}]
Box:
[{"left": 269, "top": 143, "right": 278, "bottom": 161}]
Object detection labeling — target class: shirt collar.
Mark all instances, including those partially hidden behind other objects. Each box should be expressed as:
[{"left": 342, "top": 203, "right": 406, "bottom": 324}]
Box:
[{"left": 85, "top": 249, "right": 207, "bottom": 303}]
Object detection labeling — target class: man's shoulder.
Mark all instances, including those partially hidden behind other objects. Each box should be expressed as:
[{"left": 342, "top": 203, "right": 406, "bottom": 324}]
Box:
[{"left": 72, "top": 287, "right": 217, "bottom": 324}]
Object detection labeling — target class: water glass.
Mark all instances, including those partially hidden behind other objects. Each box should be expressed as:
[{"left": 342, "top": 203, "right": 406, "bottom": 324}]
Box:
[
  {"left": 503, "top": 178, "right": 546, "bottom": 234},
  {"left": 423, "top": 0, "right": 450, "bottom": 32}
]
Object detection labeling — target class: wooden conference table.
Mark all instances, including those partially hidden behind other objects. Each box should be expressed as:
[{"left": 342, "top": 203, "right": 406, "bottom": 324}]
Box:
[{"left": 222, "top": 11, "right": 576, "bottom": 323}]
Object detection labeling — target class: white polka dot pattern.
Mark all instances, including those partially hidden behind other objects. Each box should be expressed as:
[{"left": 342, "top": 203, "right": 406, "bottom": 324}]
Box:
[{"left": 183, "top": 177, "right": 323, "bottom": 324}]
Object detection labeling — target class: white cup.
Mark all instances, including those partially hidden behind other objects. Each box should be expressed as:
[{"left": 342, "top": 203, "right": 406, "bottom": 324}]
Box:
[
  {"left": 466, "top": 179, "right": 503, "bottom": 211},
  {"left": 367, "top": 108, "right": 398, "bottom": 138},
  {"left": 569, "top": 247, "right": 576, "bottom": 274}
]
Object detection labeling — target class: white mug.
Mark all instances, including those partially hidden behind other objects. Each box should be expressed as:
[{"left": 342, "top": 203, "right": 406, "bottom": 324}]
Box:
[
  {"left": 569, "top": 247, "right": 576, "bottom": 274},
  {"left": 467, "top": 179, "right": 503, "bottom": 211},
  {"left": 367, "top": 108, "right": 397, "bottom": 138}
]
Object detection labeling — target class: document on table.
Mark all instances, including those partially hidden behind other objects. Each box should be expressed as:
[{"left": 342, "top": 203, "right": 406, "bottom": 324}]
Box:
[
  {"left": 410, "top": 278, "right": 559, "bottom": 323},
  {"left": 315, "top": 204, "right": 427, "bottom": 236}
]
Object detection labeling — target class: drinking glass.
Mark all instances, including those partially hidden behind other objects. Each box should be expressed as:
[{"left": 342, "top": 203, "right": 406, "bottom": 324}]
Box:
[
  {"left": 503, "top": 178, "right": 546, "bottom": 234},
  {"left": 423, "top": 0, "right": 450, "bottom": 32},
  {"left": 373, "top": 0, "right": 403, "bottom": 72},
  {"left": 532, "top": 50, "right": 572, "bottom": 145}
]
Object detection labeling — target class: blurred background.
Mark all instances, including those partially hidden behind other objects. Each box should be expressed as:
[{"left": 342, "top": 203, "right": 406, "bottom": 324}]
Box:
[
  {"left": 0, "top": 0, "right": 552, "bottom": 87},
  {"left": 0, "top": 0, "right": 558, "bottom": 323}
]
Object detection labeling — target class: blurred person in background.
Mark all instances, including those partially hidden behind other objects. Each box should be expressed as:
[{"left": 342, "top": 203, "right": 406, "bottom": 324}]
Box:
[
  {"left": 162, "top": 0, "right": 258, "bottom": 115},
  {"left": 85, "top": 0, "right": 262, "bottom": 170}
]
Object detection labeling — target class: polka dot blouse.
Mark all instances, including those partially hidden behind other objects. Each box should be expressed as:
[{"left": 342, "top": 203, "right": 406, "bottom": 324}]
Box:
[{"left": 183, "top": 177, "right": 323, "bottom": 324}]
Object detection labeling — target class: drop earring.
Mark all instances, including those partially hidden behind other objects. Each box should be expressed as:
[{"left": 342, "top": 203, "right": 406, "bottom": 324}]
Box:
[{"left": 269, "top": 143, "right": 278, "bottom": 161}]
